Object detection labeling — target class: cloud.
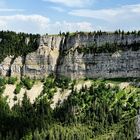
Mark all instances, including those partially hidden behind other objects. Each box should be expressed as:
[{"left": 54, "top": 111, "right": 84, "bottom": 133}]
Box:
[
  {"left": 69, "top": 4, "right": 140, "bottom": 21},
  {"left": 50, "top": 6, "right": 65, "bottom": 12},
  {"left": 48, "top": 21, "right": 94, "bottom": 33},
  {"left": 43, "top": 0, "right": 91, "bottom": 7},
  {"left": 68, "top": 4, "right": 140, "bottom": 31},
  {"left": 70, "top": 9, "right": 119, "bottom": 21},
  {"left": 0, "top": 15, "right": 50, "bottom": 34},
  {"left": 0, "top": 9, "right": 25, "bottom": 12},
  {"left": 0, "top": 14, "right": 93, "bottom": 34}
]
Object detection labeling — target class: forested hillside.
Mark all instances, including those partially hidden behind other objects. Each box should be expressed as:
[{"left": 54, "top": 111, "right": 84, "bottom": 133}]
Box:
[
  {"left": 0, "top": 31, "right": 40, "bottom": 62},
  {"left": 0, "top": 75, "right": 139, "bottom": 140}
]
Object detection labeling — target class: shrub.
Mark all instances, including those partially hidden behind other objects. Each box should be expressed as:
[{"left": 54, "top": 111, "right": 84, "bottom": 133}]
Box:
[
  {"left": 55, "top": 75, "right": 71, "bottom": 89},
  {"left": 8, "top": 77, "right": 17, "bottom": 85},
  {"left": 13, "top": 95, "right": 17, "bottom": 101},
  {"left": 0, "top": 86, "right": 5, "bottom": 95},
  {"left": 14, "top": 83, "right": 22, "bottom": 94},
  {"left": 0, "top": 77, "right": 6, "bottom": 86},
  {"left": 21, "top": 77, "right": 34, "bottom": 90}
]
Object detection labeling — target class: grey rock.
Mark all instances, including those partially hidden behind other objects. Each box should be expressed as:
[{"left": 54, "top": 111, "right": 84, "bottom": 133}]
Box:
[{"left": 0, "top": 33, "right": 140, "bottom": 79}]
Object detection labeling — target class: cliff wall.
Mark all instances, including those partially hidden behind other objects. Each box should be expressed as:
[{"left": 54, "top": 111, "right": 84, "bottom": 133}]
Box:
[{"left": 0, "top": 33, "right": 140, "bottom": 79}]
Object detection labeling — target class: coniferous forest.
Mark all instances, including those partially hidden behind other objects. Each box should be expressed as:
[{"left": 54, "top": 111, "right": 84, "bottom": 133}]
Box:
[
  {"left": 0, "top": 31, "right": 39, "bottom": 63},
  {"left": 0, "top": 75, "right": 139, "bottom": 140}
]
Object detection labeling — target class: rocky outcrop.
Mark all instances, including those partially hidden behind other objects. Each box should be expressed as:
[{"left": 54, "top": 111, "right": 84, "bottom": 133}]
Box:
[
  {"left": 0, "top": 33, "right": 140, "bottom": 79},
  {"left": 23, "top": 35, "right": 64, "bottom": 78}
]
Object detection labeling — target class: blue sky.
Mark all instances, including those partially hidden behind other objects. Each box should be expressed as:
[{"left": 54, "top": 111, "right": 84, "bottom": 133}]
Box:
[{"left": 0, "top": 0, "right": 140, "bottom": 34}]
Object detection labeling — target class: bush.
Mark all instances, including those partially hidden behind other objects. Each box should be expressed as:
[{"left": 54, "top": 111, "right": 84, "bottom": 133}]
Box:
[
  {"left": 55, "top": 76, "right": 71, "bottom": 89},
  {"left": 14, "top": 84, "right": 22, "bottom": 94},
  {"left": 42, "top": 76, "right": 56, "bottom": 99},
  {"left": 7, "top": 77, "right": 17, "bottom": 85},
  {"left": 21, "top": 77, "right": 34, "bottom": 90},
  {"left": 0, "top": 86, "right": 5, "bottom": 95},
  {"left": 0, "top": 77, "right": 6, "bottom": 86},
  {"left": 13, "top": 95, "right": 17, "bottom": 101}
]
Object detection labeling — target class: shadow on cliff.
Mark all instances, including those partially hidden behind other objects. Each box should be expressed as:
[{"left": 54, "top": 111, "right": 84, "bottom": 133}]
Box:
[
  {"left": 6, "top": 56, "right": 16, "bottom": 77},
  {"left": 20, "top": 55, "right": 26, "bottom": 78},
  {"left": 54, "top": 33, "right": 91, "bottom": 79},
  {"left": 55, "top": 36, "right": 66, "bottom": 78},
  {"left": 54, "top": 34, "right": 77, "bottom": 79}
]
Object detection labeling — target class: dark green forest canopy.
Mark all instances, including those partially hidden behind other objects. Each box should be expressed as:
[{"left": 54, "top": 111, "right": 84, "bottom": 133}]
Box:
[
  {"left": 0, "top": 76, "right": 139, "bottom": 140},
  {"left": 0, "top": 31, "right": 40, "bottom": 62}
]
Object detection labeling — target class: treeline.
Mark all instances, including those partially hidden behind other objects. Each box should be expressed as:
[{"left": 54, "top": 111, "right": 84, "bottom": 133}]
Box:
[
  {"left": 0, "top": 75, "right": 139, "bottom": 140},
  {"left": 0, "top": 31, "right": 40, "bottom": 62},
  {"left": 59, "top": 30, "right": 140, "bottom": 36},
  {"left": 58, "top": 30, "right": 140, "bottom": 55}
]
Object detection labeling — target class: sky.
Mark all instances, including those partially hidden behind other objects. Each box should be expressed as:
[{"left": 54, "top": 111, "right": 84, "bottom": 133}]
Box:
[{"left": 0, "top": 0, "right": 140, "bottom": 34}]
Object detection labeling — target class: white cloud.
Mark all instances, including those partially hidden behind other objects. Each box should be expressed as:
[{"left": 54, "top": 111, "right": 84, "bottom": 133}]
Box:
[
  {"left": 0, "top": 14, "right": 93, "bottom": 34},
  {"left": 43, "top": 0, "right": 91, "bottom": 7},
  {"left": 69, "top": 4, "right": 140, "bottom": 21},
  {"left": 48, "top": 21, "right": 94, "bottom": 33},
  {"left": 70, "top": 9, "right": 118, "bottom": 21},
  {"left": 0, "top": 15, "right": 50, "bottom": 34},
  {"left": 68, "top": 4, "right": 140, "bottom": 31},
  {"left": 50, "top": 6, "right": 65, "bottom": 12},
  {"left": 0, "top": 9, "right": 25, "bottom": 12}
]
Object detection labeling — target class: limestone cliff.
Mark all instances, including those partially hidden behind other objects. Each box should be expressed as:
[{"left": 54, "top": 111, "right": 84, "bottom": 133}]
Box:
[{"left": 0, "top": 33, "right": 140, "bottom": 79}]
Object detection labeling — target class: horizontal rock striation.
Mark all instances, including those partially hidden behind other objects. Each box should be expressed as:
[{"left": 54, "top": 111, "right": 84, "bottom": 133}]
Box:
[{"left": 0, "top": 33, "right": 140, "bottom": 79}]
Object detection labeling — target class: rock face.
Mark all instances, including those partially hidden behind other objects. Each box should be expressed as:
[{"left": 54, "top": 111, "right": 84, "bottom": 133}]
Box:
[
  {"left": 0, "top": 33, "right": 140, "bottom": 79},
  {"left": 23, "top": 35, "right": 64, "bottom": 78},
  {"left": 137, "top": 109, "right": 140, "bottom": 139},
  {"left": 57, "top": 50, "right": 140, "bottom": 78}
]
